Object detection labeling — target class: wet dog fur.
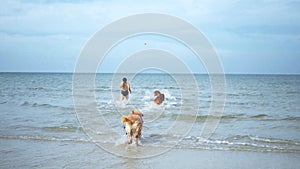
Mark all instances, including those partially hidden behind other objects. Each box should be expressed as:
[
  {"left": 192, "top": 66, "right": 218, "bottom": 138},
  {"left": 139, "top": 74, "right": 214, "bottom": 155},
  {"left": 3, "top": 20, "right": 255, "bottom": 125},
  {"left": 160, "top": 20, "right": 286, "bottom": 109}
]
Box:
[
  {"left": 154, "top": 90, "right": 165, "bottom": 105},
  {"left": 121, "top": 110, "right": 143, "bottom": 145}
]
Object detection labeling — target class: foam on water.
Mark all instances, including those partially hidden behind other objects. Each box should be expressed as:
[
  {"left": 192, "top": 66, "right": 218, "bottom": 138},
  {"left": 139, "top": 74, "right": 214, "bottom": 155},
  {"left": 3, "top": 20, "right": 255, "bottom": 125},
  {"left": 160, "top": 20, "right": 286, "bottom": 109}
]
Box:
[{"left": 1, "top": 133, "right": 299, "bottom": 153}]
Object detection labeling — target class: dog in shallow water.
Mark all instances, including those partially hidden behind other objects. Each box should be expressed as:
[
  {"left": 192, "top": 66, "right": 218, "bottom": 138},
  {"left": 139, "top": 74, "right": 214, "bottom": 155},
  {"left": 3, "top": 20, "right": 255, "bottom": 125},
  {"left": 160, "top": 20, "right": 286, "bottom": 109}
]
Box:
[
  {"left": 154, "top": 90, "right": 165, "bottom": 105},
  {"left": 121, "top": 109, "right": 143, "bottom": 145}
]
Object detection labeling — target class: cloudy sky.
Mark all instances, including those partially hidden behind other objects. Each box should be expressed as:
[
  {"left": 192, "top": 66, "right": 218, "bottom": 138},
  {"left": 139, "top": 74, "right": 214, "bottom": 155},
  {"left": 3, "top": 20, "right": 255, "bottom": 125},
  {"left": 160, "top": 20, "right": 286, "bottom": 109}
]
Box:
[{"left": 0, "top": 0, "right": 299, "bottom": 74}]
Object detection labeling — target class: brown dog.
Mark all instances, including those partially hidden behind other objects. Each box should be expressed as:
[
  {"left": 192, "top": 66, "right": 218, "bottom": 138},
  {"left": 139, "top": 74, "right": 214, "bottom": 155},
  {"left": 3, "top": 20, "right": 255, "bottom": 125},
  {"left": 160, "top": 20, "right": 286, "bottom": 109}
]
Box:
[
  {"left": 121, "top": 110, "right": 143, "bottom": 145},
  {"left": 154, "top": 90, "right": 165, "bottom": 105}
]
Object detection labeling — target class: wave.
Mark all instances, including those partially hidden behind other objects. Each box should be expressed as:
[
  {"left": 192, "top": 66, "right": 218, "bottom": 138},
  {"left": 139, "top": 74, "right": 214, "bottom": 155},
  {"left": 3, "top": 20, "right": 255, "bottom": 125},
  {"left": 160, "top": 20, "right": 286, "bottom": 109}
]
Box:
[
  {"left": 95, "top": 87, "right": 111, "bottom": 92},
  {"left": 166, "top": 113, "right": 300, "bottom": 122},
  {"left": 27, "top": 87, "right": 45, "bottom": 91},
  {"left": 183, "top": 135, "right": 300, "bottom": 153},
  {"left": 1, "top": 134, "right": 299, "bottom": 154},
  {"left": 33, "top": 103, "right": 60, "bottom": 108},
  {"left": 20, "top": 101, "right": 31, "bottom": 106},
  {"left": 196, "top": 114, "right": 242, "bottom": 121},
  {"left": 247, "top": 135, "right": 300, "bottom": 146},
  {"left": 282, "top": 117, "right": 300, "bottom": 121},
  {"left": 226, "top": 92, "right": 264, "bottom": 97},
  {"left": 286, "top": 91, "right": 300, "bottom": 95},
  {"left": 42, "top": 126, "right": 82, "bottom": 132},
  {"left": 250, "top": 114, "right": 268, "bottom": 118},
  {"left": 168, "top": 114, "right": 246, "bottom": 122},
  {"left": 20, "top": 101, "right": 72, "bottom": 110},
  {"left": 0, "top": 135, "right": 89, "bottom": 144},
  {"left": 20, "top": 101, "right": 57, "bottom": 108}
]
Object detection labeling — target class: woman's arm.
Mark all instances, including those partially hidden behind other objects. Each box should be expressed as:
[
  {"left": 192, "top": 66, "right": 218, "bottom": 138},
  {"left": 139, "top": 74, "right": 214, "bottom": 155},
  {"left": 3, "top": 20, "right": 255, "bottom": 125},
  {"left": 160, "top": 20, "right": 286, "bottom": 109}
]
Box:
[{"left": 128, "top": 83, "right": 132, "bottom": 94}]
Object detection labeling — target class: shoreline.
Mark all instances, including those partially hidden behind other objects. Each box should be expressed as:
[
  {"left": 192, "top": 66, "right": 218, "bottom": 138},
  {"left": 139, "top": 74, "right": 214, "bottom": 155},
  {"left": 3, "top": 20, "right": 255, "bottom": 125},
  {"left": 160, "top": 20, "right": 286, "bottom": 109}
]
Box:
[
  {"left": 144, "top": 148, "right": 300, "bottom": 169},
  {"left": 1, "top": 138, "right": 300, "bottom": 169}
]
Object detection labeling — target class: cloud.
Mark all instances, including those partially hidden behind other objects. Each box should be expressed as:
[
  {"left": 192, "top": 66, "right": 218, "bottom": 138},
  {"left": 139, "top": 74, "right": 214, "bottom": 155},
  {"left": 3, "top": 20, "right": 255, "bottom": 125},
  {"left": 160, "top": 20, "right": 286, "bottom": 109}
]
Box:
[
  {"left": 0, "top": 0, "right": 112, "bottom": 36},
  {"left": 2, "top": 0, "right": 300, "bottom": 36},
  {"left": 0, "top": 0, "right": 299, "bottom": 73}
]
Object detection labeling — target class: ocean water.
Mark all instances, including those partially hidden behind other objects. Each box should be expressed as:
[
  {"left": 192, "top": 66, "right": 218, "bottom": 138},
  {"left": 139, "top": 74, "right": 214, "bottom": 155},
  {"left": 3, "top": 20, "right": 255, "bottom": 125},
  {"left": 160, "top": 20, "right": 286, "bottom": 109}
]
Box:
[{"left": 1, "top": 73, "right": 299, "bottom": 167}]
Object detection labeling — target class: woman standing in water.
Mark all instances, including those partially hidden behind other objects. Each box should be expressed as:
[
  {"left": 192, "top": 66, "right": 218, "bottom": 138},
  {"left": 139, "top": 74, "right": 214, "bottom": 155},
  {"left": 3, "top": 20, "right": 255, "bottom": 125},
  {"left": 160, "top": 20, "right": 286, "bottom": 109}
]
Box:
[{"left": 120, "top": 77, "right": 131, "bottom": 103}]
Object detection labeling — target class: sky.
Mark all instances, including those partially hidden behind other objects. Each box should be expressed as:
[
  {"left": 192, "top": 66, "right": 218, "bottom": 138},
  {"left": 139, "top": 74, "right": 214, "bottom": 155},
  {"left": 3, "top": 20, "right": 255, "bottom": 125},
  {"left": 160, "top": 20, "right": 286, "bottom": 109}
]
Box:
[{"left": 0, "top": 0, "right": 299, "bottom": 74}]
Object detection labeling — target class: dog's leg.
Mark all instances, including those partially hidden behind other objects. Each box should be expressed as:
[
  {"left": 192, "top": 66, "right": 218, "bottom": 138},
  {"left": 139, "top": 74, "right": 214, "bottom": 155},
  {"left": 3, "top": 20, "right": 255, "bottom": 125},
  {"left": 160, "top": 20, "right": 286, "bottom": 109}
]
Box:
[
  {"left": 135, "top": 124, "right": 142, "bottom": 145},
  {"left": 135, "top": 135, "right": 139, "bottom": 145},
  {"left": 128, "top": 130, "right": 133, "bottom": 144},
  {"left": 138, "top": 126, "right": 142, "bottom": 139}
]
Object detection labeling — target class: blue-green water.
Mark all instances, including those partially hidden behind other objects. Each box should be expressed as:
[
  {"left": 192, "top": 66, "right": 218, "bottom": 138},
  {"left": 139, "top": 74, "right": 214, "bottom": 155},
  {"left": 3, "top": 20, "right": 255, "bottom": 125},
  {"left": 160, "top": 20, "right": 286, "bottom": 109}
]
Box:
[{"left": 0, "top": 73, "right": 299, "bottom": 167}]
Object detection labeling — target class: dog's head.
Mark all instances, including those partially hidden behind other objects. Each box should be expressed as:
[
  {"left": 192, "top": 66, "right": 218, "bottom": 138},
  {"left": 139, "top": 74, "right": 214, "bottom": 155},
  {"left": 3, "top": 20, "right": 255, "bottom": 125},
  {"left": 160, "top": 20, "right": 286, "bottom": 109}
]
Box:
[
  {"left": 121, "top": 116, "right": 130, "bottom": 123},
  {"left": 121, "top": 116, "right": 131, "bottom": 135},
  {"left": 121, "top": 110, "right": 143, "bottom": 131},
  {"left": 154, "top": 90, "right": 161, "bottom": 96}
]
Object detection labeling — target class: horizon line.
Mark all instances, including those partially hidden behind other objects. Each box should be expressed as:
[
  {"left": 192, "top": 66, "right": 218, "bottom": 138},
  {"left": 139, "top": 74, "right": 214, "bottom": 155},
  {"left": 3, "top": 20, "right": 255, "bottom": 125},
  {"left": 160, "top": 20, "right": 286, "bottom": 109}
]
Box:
[{"left": 0, "top": 71, "right": 299, "bottom": 75}]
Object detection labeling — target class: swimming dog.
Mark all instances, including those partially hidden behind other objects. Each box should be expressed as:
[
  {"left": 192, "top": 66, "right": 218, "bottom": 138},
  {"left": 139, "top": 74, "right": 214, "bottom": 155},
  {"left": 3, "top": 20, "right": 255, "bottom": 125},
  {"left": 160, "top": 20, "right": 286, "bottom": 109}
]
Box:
[
  {"left": 121, "top": 110, "right": 143, "bottom": 145},
  {"left": 154, "top": 90, "right": 165, "bottom": 105}
]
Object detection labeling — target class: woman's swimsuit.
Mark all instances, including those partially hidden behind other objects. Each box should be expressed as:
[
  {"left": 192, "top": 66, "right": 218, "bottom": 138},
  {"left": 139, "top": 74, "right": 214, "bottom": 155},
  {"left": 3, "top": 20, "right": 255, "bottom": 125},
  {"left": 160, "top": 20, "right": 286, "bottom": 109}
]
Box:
[{"left": 121, "top": 90, "right": 129, "bottom": 96}]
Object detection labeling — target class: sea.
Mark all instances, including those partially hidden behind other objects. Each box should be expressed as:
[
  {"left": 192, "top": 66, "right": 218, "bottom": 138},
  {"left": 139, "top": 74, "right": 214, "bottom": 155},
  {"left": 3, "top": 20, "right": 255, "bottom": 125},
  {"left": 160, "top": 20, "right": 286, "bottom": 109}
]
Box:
[{"left": 0, "top": 73, "right": 299, "bottom": 168}]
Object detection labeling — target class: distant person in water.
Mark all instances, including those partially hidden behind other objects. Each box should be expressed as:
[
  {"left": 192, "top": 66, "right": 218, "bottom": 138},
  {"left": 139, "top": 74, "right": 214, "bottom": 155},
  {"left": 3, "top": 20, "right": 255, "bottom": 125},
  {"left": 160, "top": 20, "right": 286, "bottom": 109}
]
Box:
[
  {"left": 120, "top": 77, "right": 131, "bottom": 103},
  {"left": 154, "top": 90, "right": 165, "bottom": 105}
]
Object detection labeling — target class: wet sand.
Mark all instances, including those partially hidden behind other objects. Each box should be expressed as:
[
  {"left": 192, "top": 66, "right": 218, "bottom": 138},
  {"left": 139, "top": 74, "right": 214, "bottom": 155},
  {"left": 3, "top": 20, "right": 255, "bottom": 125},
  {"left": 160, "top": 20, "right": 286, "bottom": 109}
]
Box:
[
  {"left": 1, "top": 138, "right": 299, "bottom": 169},
  {"left": 144, "top": 149, "right": 300, "bottom": 169}
]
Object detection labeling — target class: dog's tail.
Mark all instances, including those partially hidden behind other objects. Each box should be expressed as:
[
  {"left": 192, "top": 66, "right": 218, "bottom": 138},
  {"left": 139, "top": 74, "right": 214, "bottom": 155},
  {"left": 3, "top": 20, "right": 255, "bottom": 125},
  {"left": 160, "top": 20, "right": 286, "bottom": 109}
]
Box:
[{"left": 132, "top": 109, "right": 143, "bottom": 116}]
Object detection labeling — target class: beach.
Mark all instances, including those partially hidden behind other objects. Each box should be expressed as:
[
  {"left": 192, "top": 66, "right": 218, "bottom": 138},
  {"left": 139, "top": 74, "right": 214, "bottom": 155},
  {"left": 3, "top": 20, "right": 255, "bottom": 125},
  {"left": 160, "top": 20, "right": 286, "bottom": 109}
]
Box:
[
  {"left": 0, "top": 73, "right": 299, "bottom": 168},
  {"left": 1, "top": 138, "right": 300, "bottom": 169}
]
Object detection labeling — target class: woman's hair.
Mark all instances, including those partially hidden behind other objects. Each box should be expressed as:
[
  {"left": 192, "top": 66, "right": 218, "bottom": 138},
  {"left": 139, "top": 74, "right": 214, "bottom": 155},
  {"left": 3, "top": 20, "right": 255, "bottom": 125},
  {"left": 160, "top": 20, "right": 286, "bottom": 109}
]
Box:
[{"left": 122, "top": 77, "right": 127, "bottom": 88}]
